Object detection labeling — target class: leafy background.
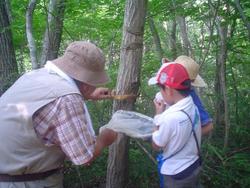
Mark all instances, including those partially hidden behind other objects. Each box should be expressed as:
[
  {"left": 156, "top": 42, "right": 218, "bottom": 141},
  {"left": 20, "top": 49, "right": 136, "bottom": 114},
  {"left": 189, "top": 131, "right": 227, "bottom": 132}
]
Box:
[{"left": 4, "top": 0, "right": 250, "bottom": 187}]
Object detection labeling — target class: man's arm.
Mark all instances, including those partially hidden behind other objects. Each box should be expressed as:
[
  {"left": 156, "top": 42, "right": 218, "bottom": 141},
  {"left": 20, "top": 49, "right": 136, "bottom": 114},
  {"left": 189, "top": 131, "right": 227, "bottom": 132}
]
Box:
[{"left": 84, "top": 128, "right": 117, "bottom": 165}]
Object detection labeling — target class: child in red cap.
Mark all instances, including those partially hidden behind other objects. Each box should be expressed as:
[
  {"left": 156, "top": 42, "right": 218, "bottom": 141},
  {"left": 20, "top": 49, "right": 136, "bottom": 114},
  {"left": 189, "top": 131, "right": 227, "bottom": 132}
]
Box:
[{"left": 149, "top": 63, "right": 202, "bottom": 188}]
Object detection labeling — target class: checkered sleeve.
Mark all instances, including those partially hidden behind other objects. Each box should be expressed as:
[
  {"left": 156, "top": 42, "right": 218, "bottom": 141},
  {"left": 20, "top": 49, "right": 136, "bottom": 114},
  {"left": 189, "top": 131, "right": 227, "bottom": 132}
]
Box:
[
  {"left": 55, "top": 94, "right": 96, "bottom": 165},
  {"left": 33, "top": 94, "right": 96, "bottom": 165}
]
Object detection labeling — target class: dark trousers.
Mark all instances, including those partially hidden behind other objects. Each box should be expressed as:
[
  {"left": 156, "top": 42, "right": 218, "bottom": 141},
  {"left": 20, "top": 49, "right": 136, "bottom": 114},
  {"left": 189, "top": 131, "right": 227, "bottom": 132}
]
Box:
[{"left": 163, "top": 166, "right": 201, "bottom": 188}]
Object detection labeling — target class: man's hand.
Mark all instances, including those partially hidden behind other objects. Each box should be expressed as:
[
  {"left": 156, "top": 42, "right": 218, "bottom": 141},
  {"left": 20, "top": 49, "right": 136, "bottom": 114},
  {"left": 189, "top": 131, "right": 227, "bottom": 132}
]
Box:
[{"left": 89, "top": 87, "right": 112, "bottom": 100}]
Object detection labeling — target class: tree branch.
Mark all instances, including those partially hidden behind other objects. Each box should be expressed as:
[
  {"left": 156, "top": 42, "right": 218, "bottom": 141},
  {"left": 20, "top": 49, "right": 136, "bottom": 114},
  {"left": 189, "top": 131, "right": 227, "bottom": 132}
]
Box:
[{"left": 134, "top": 139, "right": 157, "bottom": 165}]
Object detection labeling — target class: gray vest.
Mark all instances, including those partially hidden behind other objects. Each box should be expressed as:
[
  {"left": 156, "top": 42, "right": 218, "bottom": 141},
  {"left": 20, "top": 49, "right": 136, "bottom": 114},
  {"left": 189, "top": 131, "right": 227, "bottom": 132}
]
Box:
[{"left": 0, "top": 68, "right": 81, "bottom": 175}]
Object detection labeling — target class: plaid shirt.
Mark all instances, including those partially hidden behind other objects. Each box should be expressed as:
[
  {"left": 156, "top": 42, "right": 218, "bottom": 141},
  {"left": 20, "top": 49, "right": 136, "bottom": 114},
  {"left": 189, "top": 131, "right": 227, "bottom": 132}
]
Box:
[{"left": 33, "top": 94, "right": 96, "bottom": 165}]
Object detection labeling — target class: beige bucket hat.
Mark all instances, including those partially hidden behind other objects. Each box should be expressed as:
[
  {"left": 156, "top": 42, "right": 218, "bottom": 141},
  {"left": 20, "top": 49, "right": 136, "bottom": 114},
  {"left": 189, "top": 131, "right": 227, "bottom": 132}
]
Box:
[
  {"left": 174, "top": 55, "right": 207, "bottom": 87},
  {"left": 52, "top": 41, "right": 109, "bottom": 86}
]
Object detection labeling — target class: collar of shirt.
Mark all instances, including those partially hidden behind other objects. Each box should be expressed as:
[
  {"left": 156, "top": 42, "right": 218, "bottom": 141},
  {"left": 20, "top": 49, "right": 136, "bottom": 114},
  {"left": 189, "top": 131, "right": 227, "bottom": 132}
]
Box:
[
  {"left": 165, "top": 95, "right": 193, "bottom": 114},
  {"left": 44, "top": 61, "right": 95, "bottom": 136},
  {"left": 154, "top": 96, "right": 193, "bottom": 124},
  {"left": 45, "top": 61, "right": 78, "bottom": 90}
]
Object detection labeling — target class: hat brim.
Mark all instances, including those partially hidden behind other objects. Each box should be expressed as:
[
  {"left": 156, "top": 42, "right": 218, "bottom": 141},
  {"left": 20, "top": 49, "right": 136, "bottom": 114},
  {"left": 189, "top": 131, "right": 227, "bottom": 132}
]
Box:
[
  {"left": 52, "top": 55, "right": 109, "bottom": 86},
  {"left": 148, "top": 76, "right": 157, "bottom": 85},
  {"left": 192, "top": 75, "right": 207, "bottom": 87}
]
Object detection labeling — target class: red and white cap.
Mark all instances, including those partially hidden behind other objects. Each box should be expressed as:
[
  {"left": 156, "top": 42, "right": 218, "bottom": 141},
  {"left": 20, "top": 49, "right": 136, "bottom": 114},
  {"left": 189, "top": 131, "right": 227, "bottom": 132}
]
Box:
[{"left": 148, "top": 63, "right": 190, "bottom": 90}]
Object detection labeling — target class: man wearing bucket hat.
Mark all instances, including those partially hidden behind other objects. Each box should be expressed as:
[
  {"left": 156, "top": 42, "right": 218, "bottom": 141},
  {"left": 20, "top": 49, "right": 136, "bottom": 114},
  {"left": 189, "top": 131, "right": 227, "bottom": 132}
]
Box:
[
  {"left": 0, "top": 41, "right": 117, "bottom": 187},
  {"left": 149, "top": 63, "right": 202, "bottom": 188},
  {"left": 149, "top": 55, "right": 213, "bottom": 135}
]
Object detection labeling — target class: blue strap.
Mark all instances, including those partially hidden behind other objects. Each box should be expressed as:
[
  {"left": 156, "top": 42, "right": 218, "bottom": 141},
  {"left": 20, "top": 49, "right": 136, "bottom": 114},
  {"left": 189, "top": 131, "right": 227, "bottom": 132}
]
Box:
[{"left": 157, "top": 153, "right": 166, "bottom": 188}]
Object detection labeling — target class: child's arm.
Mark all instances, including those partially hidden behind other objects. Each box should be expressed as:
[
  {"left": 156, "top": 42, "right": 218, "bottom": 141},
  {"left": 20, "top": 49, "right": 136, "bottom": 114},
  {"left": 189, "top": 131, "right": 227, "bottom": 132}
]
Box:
[
  {"left": 152, "top": 141, "right": 162, "bottom": 151},
  {"left": 151, "top": 126, "right": 162, "bottom": 151}
]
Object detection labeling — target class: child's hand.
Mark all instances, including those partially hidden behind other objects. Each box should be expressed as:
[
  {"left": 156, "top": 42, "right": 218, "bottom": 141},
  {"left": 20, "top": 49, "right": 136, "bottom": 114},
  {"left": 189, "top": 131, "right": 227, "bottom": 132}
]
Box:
[
  {"left": 153, "top": 99, "right": 166, "bottom": 115},
  {"left": 153, "top": 125, "right": 159, "bottom": 132}
]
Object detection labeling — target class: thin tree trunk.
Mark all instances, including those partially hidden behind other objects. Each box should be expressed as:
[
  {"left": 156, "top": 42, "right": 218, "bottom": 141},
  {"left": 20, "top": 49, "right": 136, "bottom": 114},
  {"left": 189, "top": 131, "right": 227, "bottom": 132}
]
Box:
[
  {"left": 148, "top": 12, "right": 163, "bottom": 61},
  {"left": 229, "top": 61, "right": 239, "bottom": 124},
  {"left": 200, "top": 0, "right": 219, "bottom": 67},
  {"left": 0, "top": 0, "right": 18, "bottom": 95},
  {"left": 228, "top": 18, "right": 239, "bottom": 124},
  {"left": 107, "top": 32, "right": 117, "bottom": 67},
  {"left": 177, "top": 16, "right": 194, "bottom": 58},
  {"left": 234, "top": 0, "right": 250, "bottom": 39},
  {"left": 40, "top": 0, "right": 65, "bottom": 66},
  {"left": 106, "top": 0, "right": 147, "bottom": 187},
  {"left": 169, "top": 19, "right": 177, "bottom": 59},
  {"left": 168, "top": 0, "right": 179, "bottom": 59},
  {"left": 26, "top": 0, "right": 38, "bottom": 69},
  {"left": 216, "top": 19, "right": 229, "bottom": 149},
  {"left": 19, "top": 44, "right": 25, "bottom": 74}
]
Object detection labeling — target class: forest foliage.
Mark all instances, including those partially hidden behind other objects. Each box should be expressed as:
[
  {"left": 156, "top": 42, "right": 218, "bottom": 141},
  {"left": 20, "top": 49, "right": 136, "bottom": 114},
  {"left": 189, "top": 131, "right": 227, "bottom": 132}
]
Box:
[{"left": 1, "top": 0, "right": 250, "bottom": 187}]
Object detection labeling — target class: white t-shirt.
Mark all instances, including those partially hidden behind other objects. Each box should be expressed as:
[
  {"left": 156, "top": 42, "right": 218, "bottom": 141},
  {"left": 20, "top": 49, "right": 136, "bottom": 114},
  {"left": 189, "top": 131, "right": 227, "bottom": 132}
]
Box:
[{"left": 152, "top": 96, "right": 201, "bottom": 175}]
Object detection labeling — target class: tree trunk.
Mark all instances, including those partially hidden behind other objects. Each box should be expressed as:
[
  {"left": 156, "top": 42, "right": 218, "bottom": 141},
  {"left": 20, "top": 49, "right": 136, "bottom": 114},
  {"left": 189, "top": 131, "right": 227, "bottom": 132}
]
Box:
[
  {"left": 200, "top": 8, "right": 218, "bottom": 67},
  {"left": 40, "top": 0, "right": 65, "bottom": 66},
  {"left": 229, "top": 61, "right": 239, "bottom": 124},
  {"left": 4, "top": 0, "right": 11, "bottom": 22},
  {"left": 0, "top": 0, "right": 18, "bottom": 95},
  {"left": 177, "top": 16, "right": 194, "bottom": 58},
  {"left": 107, "top": 32, "right": 117, "bottom": 67},
  {"left": 215, "top": 19, "right": 230, "bottom": 149},
  {"left": 106, "top": 0, "right": 147, "bottom": 187},
  {"left": 169, "top": 19, "right": 177, "bottom": 59},
  {"left": 26, "top": 0, "right": 38, "bottom": 69},
  {"left": 234, "top": 0, "right": 250, "bottom": 40},
  {"left": 148, "top": 13, "right": 163, "bottom": 61}
]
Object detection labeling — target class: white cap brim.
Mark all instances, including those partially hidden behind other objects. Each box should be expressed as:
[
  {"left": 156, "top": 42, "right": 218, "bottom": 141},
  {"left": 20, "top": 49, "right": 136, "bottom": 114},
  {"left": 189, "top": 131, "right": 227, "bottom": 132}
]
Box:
[
  {"left": 148, "top": 76, "right": 157, "bottom": 85},
  {"left": 192, "top": 74, "right": 207, "bottom": 87}
]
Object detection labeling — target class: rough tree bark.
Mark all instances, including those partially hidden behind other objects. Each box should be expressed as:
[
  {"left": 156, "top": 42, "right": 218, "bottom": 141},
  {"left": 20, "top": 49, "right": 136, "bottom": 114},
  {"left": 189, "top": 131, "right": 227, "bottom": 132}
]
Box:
[
  {"left": 0, "top": 0, "right": 18, "bottom": 95},
  {"left": 26, "top": 0, "right": 38, "bottom": 69},
  {"left": 148, "top": 12, "right": 163, "bottom": 61},
  {"left": 106, "top": 0, "right": 147, "bottom": 187},
  {"left": 4, "top": 0, "right": 11, "bottom": 21},
  {"left": 40, "top": 0, "right": 66, "bottom": 66}
]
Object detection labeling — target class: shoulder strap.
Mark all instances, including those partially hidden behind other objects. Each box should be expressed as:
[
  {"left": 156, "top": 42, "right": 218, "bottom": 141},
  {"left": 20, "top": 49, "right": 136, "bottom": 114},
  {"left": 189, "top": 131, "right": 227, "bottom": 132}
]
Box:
[
  {"left": 163, "top": 132, "right": 192, "bottom": 160},
  {"left": 162, "top": 111, "right": 194, "bottom": 161},
  {"left": 180, "top": 110, "right": 201, "bottom": 159}
]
